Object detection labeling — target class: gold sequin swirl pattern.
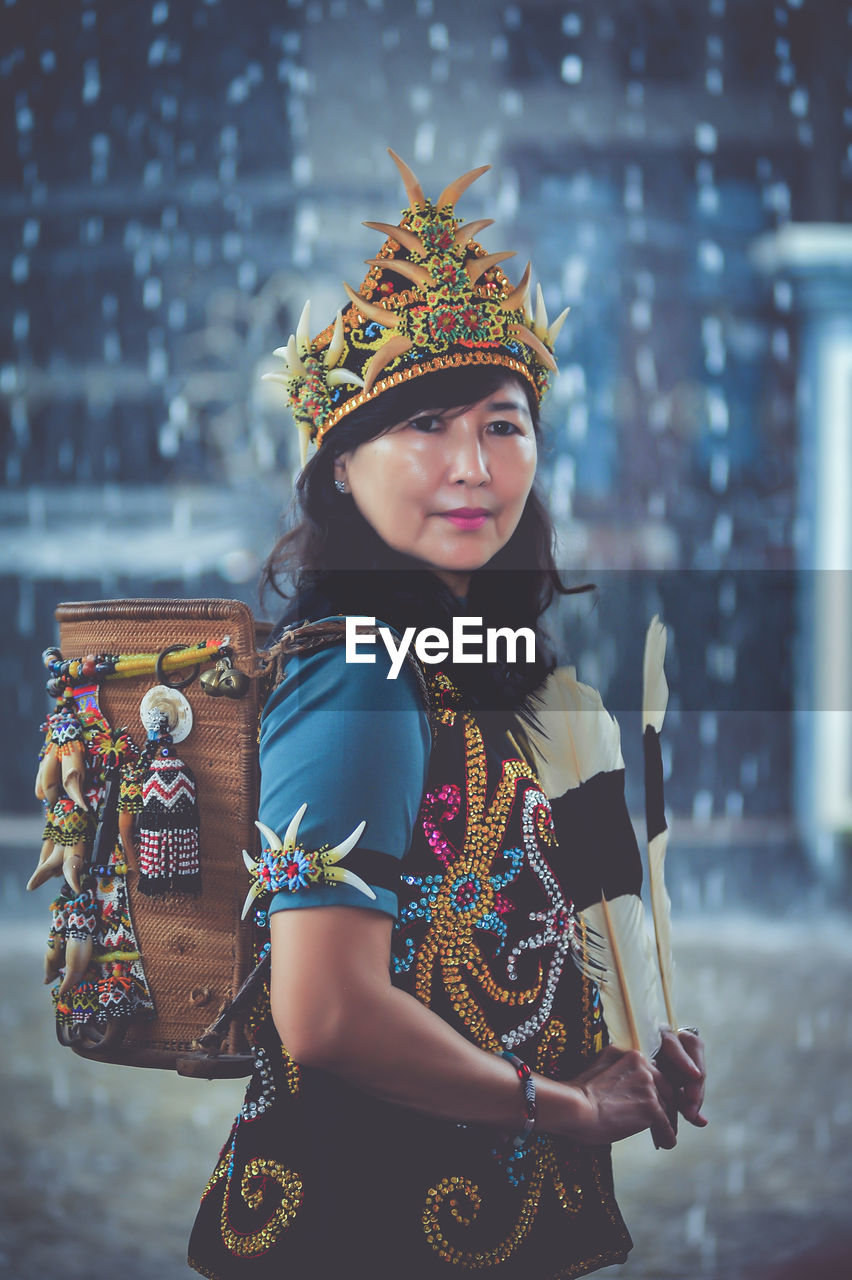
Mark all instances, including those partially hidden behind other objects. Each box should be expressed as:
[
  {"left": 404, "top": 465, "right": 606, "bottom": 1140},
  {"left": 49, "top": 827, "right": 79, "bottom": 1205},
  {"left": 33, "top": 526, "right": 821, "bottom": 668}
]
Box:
[{"left": 210, "top": 1145, "right": 303, "bottom": 1258}]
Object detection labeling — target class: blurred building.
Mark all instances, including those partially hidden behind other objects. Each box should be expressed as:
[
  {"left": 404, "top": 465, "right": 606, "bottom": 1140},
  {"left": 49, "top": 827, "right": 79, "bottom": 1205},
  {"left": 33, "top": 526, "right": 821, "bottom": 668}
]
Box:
[{"left": 2, "top": 0, "right": 851, "bottom": 903}]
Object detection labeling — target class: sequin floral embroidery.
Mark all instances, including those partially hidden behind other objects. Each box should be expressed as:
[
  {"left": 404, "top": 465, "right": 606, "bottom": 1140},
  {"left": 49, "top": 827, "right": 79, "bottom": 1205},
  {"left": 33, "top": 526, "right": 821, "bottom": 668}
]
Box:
[{"left": 397, "top": 709, "right": 546, "bottom": 1051}]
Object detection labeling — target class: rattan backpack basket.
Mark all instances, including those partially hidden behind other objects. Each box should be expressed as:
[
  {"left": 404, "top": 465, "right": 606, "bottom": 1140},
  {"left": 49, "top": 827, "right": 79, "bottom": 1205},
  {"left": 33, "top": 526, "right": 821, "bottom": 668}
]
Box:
[{"left": 38, "top": 597, "right": 269, "bottom": 1078}]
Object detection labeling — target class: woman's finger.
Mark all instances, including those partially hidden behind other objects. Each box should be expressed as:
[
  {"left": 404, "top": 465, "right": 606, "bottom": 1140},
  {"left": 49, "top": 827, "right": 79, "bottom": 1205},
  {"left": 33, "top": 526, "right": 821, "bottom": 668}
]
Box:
[
  {"left": 649, "top": 1062, "right": 676, "bottom": 1111},
  {"left": 679, "top": 1077, "right": 708, "bottom": 1126},
  {"left": 678, "top": 1029, "right": 706, "bottom": 1075},
  {"left": 657, "top": 1029, "right": 703, "bottom": 1079},
  {"left": 649, "top": 1100, "right": 678, "bottom": 1150},
  {"left": 674, "top": 1031, "right": 707, "bottom": 1125}
]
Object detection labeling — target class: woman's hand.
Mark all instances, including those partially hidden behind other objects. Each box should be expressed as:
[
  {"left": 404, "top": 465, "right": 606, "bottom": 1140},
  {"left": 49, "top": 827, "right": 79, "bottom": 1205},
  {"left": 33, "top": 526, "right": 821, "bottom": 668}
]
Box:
[
  {"left": 562, "top": 1045, "right": 679, "bottom": 1149},
  {"left": 654, "top": 1027, "right": 708, "bottom": 1130}
]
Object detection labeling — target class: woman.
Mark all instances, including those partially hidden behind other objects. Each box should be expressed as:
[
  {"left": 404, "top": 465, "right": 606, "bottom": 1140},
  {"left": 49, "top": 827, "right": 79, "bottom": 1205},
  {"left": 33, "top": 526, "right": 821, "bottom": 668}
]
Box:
[{"left": 188, "top": 151, "right": 706, "bottom": 1279}]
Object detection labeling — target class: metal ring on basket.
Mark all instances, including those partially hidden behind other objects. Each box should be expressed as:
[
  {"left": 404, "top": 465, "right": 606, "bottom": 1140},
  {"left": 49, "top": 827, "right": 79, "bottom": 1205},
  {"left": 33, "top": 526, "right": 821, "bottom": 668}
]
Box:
[{"left": 155, "top": 643, "right": 201, "bottom": 689}]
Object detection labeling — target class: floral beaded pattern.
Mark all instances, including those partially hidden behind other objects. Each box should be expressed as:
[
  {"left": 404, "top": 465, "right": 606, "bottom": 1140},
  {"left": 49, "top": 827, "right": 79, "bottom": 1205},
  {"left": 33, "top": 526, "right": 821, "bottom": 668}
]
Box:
[
  {"left": 385, "top": 674, "right": 625, "bottom": 1271},
  {"left": 392, "top": 704, "right": 582, "bottom": 1058},
  {"left": 396, "top": 711, "right": 545, "bottom": 1053}
]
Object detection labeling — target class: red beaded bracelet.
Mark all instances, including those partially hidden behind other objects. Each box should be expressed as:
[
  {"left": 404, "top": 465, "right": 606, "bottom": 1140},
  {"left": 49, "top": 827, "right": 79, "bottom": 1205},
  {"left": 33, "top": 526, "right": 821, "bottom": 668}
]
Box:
[{"left": 501, "top": 1050, "right": 536, "bottom": 1148}]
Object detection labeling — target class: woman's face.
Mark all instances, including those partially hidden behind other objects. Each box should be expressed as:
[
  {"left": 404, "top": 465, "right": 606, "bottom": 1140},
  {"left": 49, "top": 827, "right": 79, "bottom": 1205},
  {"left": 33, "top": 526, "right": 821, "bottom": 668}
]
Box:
[{"left": 333, "top": 377, "right": 538, "bottom": 592}]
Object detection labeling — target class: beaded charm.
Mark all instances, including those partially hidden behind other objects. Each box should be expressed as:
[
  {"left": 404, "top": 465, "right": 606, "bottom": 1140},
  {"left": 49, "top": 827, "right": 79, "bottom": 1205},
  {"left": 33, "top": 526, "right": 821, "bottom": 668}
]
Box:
[
  {"left": 28, "top": 694, "right": 96, "bottom": 893},
  {"left": 136, "top": 709, "right": 202, "bottom": 896},
  {"left": 241, "top": 804, "right": 372, "bottom": 919},
  {"left": 57, "top": 888, "right": 100, "bottom": 998},
  {"left": 27, "top": 644, "right": 179, "bottom": 1029}
]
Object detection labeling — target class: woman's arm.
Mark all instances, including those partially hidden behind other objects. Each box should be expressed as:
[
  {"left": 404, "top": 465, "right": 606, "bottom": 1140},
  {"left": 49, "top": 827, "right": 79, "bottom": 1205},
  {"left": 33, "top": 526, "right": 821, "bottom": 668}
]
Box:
[{"left": 270, "top": 904, "right": 679, "bottom": 1148}]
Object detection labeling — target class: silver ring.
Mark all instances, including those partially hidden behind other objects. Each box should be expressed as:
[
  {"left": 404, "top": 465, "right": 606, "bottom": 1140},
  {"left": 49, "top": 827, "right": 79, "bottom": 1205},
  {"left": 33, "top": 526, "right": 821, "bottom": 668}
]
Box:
[{"left": 678, "top": 1026, "right": 700, "bottom": 1037}]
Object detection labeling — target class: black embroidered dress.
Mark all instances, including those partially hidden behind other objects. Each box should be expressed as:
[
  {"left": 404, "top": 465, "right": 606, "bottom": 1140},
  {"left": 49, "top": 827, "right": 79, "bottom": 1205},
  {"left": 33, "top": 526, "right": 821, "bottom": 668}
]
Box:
[{"left": 188, "top": 627, "right": 634, "bottom": 1279}]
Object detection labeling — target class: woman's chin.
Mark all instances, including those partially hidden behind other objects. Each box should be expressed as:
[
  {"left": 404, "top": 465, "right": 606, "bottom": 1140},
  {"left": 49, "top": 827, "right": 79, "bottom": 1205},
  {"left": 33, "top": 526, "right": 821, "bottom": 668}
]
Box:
[
  {"left": 422, "top": 553, "right": 494, "bottom": 576},
  {"left": 417, "top": 537, "right": 501, "bottom": 575}
]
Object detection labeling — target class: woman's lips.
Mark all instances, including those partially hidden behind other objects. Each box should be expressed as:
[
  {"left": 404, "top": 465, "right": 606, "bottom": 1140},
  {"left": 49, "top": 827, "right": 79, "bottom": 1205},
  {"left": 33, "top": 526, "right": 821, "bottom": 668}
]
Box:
[{"left": 438, "top": 508, "right": 492, "bottom": 530}]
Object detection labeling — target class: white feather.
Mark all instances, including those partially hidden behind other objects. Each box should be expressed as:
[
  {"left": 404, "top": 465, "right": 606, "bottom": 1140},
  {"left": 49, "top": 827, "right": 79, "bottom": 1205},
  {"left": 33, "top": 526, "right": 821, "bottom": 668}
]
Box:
[
  {"left": 522, "top": 666, "right": 624, "bottom": 799},
  {"left": 642, "top": 615, "right": 669, "bottom": 733},
  {"left": 642, "top": 615, "right": 677, "bottom": 1029},
  {"left": 576, "top": 893, "right": 664, "bottom": 1060}
]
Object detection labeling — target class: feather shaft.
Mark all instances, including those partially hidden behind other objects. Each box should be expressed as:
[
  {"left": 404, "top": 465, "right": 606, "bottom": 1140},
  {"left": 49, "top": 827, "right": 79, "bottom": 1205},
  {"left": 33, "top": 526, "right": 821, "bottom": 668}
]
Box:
[
  {"left": 577, "top": 894, "right": 663, "bottom": 1060},
  {"left": 649, "top": 830, "right": 677, "bottom": 1029},
  {"left": 601, "top": 893, "right": 641, "bottom": 1051}
]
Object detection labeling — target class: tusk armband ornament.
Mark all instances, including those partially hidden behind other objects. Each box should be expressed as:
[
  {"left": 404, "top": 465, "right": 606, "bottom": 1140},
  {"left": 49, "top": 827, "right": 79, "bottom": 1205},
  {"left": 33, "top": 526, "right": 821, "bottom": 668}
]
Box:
[{"left": 241, "top": 804, "right": 374, "bottom": 920}]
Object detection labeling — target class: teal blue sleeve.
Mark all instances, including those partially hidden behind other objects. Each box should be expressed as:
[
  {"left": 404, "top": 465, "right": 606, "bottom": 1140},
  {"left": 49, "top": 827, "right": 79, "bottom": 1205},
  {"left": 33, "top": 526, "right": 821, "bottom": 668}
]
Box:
[{"left": 259, "top": 630, "right": 431, "bottom": 921}]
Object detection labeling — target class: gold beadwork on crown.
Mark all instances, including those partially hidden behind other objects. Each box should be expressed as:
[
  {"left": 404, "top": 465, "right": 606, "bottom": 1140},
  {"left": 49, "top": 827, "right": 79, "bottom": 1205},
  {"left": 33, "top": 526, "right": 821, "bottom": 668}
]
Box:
[{"left": 262, "top": 149, "right": 569, "bottom": 466}]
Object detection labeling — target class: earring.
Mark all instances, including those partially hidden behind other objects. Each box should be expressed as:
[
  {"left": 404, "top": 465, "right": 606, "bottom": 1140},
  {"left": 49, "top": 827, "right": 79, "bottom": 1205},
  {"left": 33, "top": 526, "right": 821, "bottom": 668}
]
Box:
[{"left": 334, "top": 478, "right": 347, "bottom": 494}]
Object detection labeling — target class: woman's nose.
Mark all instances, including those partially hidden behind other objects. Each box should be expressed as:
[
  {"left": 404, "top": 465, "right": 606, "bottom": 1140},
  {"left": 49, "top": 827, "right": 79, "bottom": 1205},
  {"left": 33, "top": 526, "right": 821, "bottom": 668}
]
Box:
[{"left": 445, "top": 424, "right": 490, "bottom": 486}]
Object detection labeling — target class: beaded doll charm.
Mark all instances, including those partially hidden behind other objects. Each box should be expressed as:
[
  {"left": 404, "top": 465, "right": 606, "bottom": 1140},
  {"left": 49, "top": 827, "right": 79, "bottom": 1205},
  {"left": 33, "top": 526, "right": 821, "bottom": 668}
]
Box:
[{"left": 136, "top": 706, "right": 202, "bottom": 896}]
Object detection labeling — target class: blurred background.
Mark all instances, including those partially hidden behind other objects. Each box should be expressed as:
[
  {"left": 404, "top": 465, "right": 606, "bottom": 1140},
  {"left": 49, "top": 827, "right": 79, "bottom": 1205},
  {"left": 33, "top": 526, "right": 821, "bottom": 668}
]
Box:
[{"left": 2, "top": 0, "right": 851, "bottom": 1277}]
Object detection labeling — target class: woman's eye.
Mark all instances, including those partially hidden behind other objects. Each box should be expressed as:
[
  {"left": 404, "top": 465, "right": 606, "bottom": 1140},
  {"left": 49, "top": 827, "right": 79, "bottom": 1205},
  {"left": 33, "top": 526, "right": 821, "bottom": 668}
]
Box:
[
  {"left": 488, "top": 419, "right": 521, "bottom": 436},
  {"left": 408, "top": 415, "right": 441, "bottom": 432}
]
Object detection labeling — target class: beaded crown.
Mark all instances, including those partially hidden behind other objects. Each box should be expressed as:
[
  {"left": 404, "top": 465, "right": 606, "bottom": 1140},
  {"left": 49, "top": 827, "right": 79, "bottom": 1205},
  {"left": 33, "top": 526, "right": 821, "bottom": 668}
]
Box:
[{"left": 263, "top": 150, "right": 569, "bottom": 465}]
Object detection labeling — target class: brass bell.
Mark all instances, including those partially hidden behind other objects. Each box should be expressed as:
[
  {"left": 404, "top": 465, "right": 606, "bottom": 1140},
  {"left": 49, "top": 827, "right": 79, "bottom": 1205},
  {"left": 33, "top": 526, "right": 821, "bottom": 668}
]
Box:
[
  {"left": 200, "top": 664, "right": 224, "bottom": 696},
  {"left": 201, "top": 657, "right": 249, "bottom": 699},
  {"left": 218, "top": 664, "right": 249, "bottom": 698}
]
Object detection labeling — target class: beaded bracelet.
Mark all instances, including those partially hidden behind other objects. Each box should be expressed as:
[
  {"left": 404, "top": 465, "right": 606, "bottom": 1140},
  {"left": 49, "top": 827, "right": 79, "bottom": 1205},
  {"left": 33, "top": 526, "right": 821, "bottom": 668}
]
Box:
[{"left": 501, "top": 1050, "right": 536, "bottom": 1148}]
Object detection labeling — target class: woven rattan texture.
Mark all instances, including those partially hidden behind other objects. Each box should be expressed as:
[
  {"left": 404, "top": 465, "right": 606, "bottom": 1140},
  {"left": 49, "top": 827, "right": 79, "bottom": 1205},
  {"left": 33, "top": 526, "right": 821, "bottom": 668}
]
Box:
[{"left": 56, "top": 599, "right": 260, "bottom": 1063}]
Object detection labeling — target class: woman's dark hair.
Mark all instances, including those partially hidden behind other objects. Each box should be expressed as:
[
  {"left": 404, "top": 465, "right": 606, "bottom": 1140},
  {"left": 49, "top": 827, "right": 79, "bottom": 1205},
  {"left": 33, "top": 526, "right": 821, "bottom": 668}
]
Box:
[{"left": 261, "top": 365, "right": 586, "bottom": 715}]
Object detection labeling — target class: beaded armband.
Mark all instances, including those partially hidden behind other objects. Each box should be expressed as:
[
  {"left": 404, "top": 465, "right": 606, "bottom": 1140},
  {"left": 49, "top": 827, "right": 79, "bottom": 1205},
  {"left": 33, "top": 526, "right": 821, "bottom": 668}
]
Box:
[{"left": 241, "top": 802, "right": 374, "bottom": 919}]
